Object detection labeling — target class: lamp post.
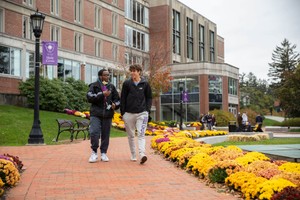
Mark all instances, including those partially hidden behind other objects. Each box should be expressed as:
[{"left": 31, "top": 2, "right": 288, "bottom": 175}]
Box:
[
  {"left": 28, "top": 10, "right": 45, "bottom": 144},
  {"left": 178, "top": 81, "right": 184, "bottom": 130}
]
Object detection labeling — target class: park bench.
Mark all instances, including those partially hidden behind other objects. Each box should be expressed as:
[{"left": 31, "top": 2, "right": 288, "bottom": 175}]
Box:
[{"left": 55, "top": 119, "right": 89, "bottom": 142}]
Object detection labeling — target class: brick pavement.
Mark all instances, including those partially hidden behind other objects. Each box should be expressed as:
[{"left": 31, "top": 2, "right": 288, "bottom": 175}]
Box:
[{"left": 0, "top": 137, "right": 239, "bottom": 200}]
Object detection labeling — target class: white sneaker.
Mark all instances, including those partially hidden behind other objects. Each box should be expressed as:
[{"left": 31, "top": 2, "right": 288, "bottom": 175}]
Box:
[
  {"left": 101, "top": 153, "right": 109, "bottom": 162},
  {"left": 89, "top": 151, "right": 98, "bottom": 163},
  {"left": 131, "top": 154, "right": 137, "bottom": 162}
]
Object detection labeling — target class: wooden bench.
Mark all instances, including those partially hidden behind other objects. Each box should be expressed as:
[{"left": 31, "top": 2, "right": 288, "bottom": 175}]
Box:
[
  {"left": 55, "top": 119, "right": 90, "bottom": 142},
  {"left": 55, "top": 119, "right": 75, "bottom": 142},
  {"left": 74, "top": 119, "right": 90, "bottom": 140}
]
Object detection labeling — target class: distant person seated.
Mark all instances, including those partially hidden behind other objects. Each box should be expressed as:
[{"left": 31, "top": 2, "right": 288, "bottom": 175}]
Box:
[
  {"left": 241, "top": 112, "right": 251, "bottom": 132},
  {"left": 254, "top": 113, "right": 264, "bottom": 132}
]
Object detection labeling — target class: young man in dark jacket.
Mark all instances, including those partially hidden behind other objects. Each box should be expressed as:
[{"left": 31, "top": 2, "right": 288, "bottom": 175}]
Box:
[
  {"left": 121, "top": 64, "right": 152, "bottom": 164},
  {"left": 87, "top": 69, "right": 120, "bottom": 163}
]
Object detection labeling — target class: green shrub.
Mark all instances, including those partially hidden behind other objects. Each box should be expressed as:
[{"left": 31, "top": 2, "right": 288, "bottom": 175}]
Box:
[
  {"left": 210, "top": 109, "right": 236, "bottom": 126},
  {"left": 19, "top": 77, "right": 89, "bottom": 112}
]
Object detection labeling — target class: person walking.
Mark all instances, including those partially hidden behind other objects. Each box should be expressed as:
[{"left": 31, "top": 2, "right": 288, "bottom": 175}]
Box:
[
  {"left": 120, "top": 64, "right": 152, "bottom": 164},
  {"left": 87, "top": 69, "right": 120, "bottom": 163}
]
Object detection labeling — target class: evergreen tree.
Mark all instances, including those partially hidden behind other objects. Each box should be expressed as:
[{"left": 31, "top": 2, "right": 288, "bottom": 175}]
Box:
[{"left": 268, "top": 38, "right": 299, "bottom": 84}]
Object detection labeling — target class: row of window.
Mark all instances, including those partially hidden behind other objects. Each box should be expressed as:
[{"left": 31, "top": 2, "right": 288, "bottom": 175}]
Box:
[
  {"left": 0, "top": 44, "right": 120, "bottom": 86},
  {"left": 172, "top": 10, "right": 215, "bottom": 62},
  {"left": 125, "top": 25, "right": 149, "bottom": 52}
]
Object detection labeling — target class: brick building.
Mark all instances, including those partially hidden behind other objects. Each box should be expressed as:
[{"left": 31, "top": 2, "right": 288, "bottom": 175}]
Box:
[{"left": 0, "top": 0, "right": 239, "bottom": 121}]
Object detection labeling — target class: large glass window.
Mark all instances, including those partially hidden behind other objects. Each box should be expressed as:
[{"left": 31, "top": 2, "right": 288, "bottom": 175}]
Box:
[
  {"left": 125, "top": 25, "right": 149, "bottom": 52},
  {"left": 57, "top": 58, "right": 81, "bottom": 81},
  {"left": 160, "top": 76, "right": 199, "bottom": 122},
  {"left": 199, "top": 25, "right": 205, "bottom": 61},
  {"left": 228, "top": 77, "right": 238, "bottom": 95},
  {"left": 209, "top": 75, "right": 222, "bottom": 103},
  {"left": 172, "top": 10, "right": 180, "bottom": 55},
  {"left": 125, "top": 0, "right": 149, "bottom": 27},
  {"left": 0, "top": 45, "right": 21, "bottom": 76},
  {"left": 187, "top": 18, "right": 193, "bottom": 60},
  {"left": 210, "top": 31, "right": 215, "bottom": 62}
]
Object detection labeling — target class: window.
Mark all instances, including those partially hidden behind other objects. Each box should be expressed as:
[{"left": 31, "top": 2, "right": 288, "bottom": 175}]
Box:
[
  {"left": 51, "top": 0, "right": 60, "bottom": 16},
  {"left": 228, "top": 78, "right": 238, "bottom": 95},
  {"left": 85, "top": 64, "right": 103, "bottom": 84},
  {"left": 57, "top": 58, "right": 81, "bottom": 81},
  {"left": 210, "top": 31, "right": 215, "bottom": 62},
  {"left": 0, "top": 45, "right": 21, "bottom": 76},
  {"left": 209, "top": 75, "right": 222, "bottom": 103},
  {"left": 112, "top": 13, "right": 118, "bottom": 36},
  {"left": 187, "top": 18, "right": 193, "bottom": 60},
  {"left": 22, "top": 16, "right": 33, "bottom": 40},
  {"left": 50, "top": 25, "right": 61, "bottom": 46},
  {"left": 0, "top": 9, "right": 4, "bottom": 33},
  {"left": 95, "top": 39, "right": 101, "bottom": 57},
  {"left": 199, "top": 25, "right": 205, "bottom": 61},
  {"left": 74, "top": 0, "right": 82, "bottom": 23},
  {"left": 125, "top": 0, "right": 149, "bottom": 27},
  {"left": 112, "top": 44, "right": 118, "bottom": 61},
  {"left": 25, "top": 51, "right": 34, "bottom": 78},
  {"left": 172, "top": 10, "right": 180, "bottom": 55},
  {"left": 125, "top": 25, "right": 149, "bottom": 52},
  {"left": 95, "top": 6, "right": 101, "bottom": 30},
  {"left": 23, "top": 0, "right": 33, "bottom": 7},
  {"left": 74, "top": 32, "right": 83, "bottom": 52}
]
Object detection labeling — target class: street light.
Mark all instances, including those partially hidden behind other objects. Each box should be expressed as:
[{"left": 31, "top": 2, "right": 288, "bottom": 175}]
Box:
[
  {"left": 28, "top": 10, "right": 45, "bottom": 144},
  {"left": 178, "top": 81, "right": 184, "bottom": 130}
]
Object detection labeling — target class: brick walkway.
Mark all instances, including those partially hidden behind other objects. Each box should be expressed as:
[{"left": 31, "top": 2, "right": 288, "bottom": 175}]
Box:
[{"left": 1, "top": 137, "right": 239, "bottom": 200}]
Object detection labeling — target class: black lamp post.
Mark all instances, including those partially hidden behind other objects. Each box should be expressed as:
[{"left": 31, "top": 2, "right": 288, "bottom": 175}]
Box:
[
  {"left": 178, "top": 81, "right": 184, "bottom": 130},
  {"left": 28, "top": 10, "right": 45, "bottom": 144}
]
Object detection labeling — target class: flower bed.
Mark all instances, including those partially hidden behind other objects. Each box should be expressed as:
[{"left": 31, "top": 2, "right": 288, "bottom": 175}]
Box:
[
  {"left": 151, "top": 135, "right": 300, "bottom": 199},
  {"left": 0, "top": 154, "right": 23, "bottom": 197}
]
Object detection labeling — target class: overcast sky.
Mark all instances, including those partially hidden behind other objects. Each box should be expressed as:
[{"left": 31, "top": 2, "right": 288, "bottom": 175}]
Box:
[{"left": 178, "top": 0, "right": 300, "bottom": 81}]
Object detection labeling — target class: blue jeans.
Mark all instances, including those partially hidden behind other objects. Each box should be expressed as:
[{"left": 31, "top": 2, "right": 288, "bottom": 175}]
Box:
[{"left": 89, "top": 116, "right": 112, "bottom": 154}]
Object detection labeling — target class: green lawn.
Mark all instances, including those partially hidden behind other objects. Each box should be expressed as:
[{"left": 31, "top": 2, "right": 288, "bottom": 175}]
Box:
[
  {"left": 0, "top": 105, "right": 126, "bottom": 146},
  {"left": 213, "top": 138, "right": 300, "bottom": 146}
]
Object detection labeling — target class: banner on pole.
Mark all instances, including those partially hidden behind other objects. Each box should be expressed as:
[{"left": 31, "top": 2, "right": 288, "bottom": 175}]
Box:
[
  {"left": 183, "top": 90, "right": 189, "bottom": 102},
  {"left": 42, "top": 41, "right": 58, "bottom": 65}
]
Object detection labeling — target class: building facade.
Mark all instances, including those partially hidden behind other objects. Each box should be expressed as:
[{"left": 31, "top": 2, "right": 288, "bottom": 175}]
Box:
[
  {"left": 148, "top": 0, "right": 239, "bottom": 121},
  {"left": 0, "top": 0, "right": 239, "bottom": 122}
]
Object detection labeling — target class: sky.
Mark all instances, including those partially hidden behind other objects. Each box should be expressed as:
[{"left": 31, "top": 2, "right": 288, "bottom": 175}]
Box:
[{"left": 178, "top": 0, "right": 300, "bottom": 81}]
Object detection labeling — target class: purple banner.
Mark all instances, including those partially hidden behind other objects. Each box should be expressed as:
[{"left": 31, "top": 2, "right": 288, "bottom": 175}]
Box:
[
  {"left": 42, "top": 41, "right": 58, "bottom": 65},
  {"left": 183, "top": 90, "right": 189, "bottom": 102}
]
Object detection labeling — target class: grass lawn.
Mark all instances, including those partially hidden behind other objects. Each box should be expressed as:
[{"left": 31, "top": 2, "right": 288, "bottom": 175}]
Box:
[
  {"left": 0, "top": 105, "right": 126, "bottom": 146},
  {"left": 213, "top": 138, "right": 300, "bottom": 146}
]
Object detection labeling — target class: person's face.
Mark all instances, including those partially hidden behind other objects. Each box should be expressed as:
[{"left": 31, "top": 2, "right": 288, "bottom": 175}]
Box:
[
  {"left": 130, "top": 69, "right": 140, "bottom": 80},
  {"left": 100, "top": 71, "right": 110, "bottom": 82}
]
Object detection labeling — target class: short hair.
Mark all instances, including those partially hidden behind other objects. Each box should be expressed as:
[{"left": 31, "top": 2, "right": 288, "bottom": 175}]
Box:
[
  {"left": 129, "top": 64, "right": 142, "bottom": 72},
  {"left": 98, "top": 69, "right": 108, "bottom": 76}
]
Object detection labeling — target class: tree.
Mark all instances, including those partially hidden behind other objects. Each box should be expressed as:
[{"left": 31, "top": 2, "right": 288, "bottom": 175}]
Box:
[
  {"left": 275, "top": 64, "right": 300, "bottom": 117},
  {"left": 239, "top": 72, "right": 274, "bottom": 113},
  {"left": 268, "top": 38, "right": 299, "bottom": 84},
  {"left": 268, "top": 39, "right": 300, "bottom": 117}
]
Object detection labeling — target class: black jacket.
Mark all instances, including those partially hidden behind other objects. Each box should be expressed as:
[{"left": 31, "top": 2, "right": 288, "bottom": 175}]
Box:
[
  {"left": 120, "top": 77, "right": 152, "bottom": 116},
  {"left": 87, "top": 80, "right": 120, "bottom": 118}
]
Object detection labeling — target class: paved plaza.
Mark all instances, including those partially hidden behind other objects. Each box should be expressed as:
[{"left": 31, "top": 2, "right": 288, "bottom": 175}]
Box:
[{"left": 0, "top": 137, "right": 239, "bottom": 200}]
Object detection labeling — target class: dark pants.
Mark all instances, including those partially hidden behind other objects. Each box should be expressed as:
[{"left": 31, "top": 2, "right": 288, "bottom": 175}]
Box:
[{"left": 89, "top": 116, "right": 112, "bottom": 154}]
